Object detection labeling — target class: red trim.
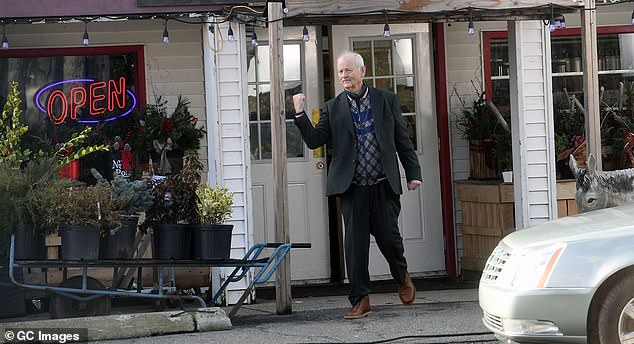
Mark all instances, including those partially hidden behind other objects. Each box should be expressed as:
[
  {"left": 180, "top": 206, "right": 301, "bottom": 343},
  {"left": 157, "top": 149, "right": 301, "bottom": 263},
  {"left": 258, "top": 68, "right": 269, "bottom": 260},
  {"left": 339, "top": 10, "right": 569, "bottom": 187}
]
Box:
[
  {"left": 433, "top": 23, "right": 456, "bottom": 278},
  {"left": 483, "top": 31, "right": 509, "bottom": 101},
  {"left": 0, "top": 45, "right": 147, "bottom": 111}
]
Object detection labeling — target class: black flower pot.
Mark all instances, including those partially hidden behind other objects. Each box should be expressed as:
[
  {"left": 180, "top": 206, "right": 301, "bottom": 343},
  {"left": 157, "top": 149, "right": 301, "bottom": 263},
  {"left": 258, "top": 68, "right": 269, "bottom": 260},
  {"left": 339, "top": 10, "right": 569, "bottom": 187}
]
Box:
[
  {"left": 59, "top": 225, "right": 100, "bottom": 260},
  {"left": 152, "top": 224, "right": 190, "bottom": 260},
  {"left": 13, "top": 224, "right": 45, "bottom": 260},
  {"left": 100, "top": 216, "right": 139, "bottom": 259},
  {"left": 190, "top": 224, "right": 233, "bottom": 260}
]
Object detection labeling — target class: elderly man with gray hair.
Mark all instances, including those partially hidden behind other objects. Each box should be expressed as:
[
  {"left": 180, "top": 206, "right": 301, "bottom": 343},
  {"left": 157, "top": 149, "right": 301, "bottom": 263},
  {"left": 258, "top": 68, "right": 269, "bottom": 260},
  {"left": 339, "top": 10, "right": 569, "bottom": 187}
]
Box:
[{"left": 292, "top": 51, "right": 422, "bottom": 319}]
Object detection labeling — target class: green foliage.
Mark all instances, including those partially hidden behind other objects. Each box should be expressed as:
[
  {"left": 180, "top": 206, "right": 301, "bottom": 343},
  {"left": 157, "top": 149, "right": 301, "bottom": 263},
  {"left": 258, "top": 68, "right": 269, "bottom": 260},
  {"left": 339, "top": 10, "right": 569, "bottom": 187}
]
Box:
[
  {"left": 196, "top": 184, "right": 234, "bottom": 225},
  {"left": 54, "top": 127, "right": 111, "bottom": 166},
  {"left": 44, "top": 181, "right": 121, "bottom": 238},
  {"left": 456, "top": 91, "right": 503, "bottom": 141},
  {"left": 135, "top": 96, "right": 206, "bottom": 155},
  {"left": 0, "top": 82, "right": 32, "bottom": 167},
  {"left": 91, "top": 169, "right": 154, "bottom": 216}
]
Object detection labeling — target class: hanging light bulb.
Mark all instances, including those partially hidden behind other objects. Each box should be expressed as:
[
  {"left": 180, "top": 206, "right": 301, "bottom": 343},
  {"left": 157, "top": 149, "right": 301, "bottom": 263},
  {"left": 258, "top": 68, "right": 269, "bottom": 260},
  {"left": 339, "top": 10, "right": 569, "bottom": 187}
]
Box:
[
  {"left": 302, "top": 25, "right": 309, "bottom": 42},
  {"left": 467, "top": 9, "right": 475, "bottom": 36},
  {"left": 1, "top": 25, "right": 8, "bottom": 51},
  {"left": 162, "top": 19, "right": 169, "bottom": 44},
  {"left": 227, "top": 23, "right": 235, "bottom": 42},
  {"left": 383, "top": 12, "right": 390, "bottom": 38},
  {"left": 252, "top": 30, "right": 258, "bottom": 47},
  {"left": 82, "top": 21, "right": 89, "bottom": 46},
  {"left": 561, "top": 16, "right": 566, "bottom": 28},
  {"left": 302, "top": 14, "right": 309, "bottom": 42}
]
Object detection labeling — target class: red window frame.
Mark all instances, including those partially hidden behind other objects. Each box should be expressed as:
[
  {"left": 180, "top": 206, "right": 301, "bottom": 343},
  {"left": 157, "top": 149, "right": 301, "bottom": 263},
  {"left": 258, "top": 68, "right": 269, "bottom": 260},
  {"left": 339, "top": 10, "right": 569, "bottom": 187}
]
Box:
[{"left": 0, "top": 45, "right": 147, "bottom": 112}]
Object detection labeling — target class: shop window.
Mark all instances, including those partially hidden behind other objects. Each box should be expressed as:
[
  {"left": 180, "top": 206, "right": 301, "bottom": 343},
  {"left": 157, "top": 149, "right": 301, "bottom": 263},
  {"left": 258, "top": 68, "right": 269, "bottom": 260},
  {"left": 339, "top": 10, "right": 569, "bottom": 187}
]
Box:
[
  {"left": 352, "top": 37, "right": 418, "bottom": 149},
  {"left": 483, "top": 27, "right": 634, "bottom": 178},
  {"left": 247, "top": 42, "right": 305, "bottom": 161},
  {"left": 0, "top": 46, "right": 145, "bottom": 181}
]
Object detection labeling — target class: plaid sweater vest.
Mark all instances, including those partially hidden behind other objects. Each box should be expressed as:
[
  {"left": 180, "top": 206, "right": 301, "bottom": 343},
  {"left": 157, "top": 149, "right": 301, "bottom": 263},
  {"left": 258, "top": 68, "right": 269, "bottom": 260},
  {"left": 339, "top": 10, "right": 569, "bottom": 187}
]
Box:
[{"left": 347, "top": 88, "right": 386, "bottom": 186}]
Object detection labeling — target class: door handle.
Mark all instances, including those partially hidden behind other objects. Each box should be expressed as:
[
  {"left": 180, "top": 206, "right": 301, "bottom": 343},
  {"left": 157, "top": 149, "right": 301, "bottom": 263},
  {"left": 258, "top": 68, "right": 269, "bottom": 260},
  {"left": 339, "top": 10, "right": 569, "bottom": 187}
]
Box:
[{"left": 316, "top": 161, "right": 325, "bottom": 170}]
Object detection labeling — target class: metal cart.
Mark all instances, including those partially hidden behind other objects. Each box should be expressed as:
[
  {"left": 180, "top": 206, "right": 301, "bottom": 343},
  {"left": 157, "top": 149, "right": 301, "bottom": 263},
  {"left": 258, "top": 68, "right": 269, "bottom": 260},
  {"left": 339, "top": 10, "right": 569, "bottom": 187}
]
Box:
[{"left": 7, "top": 234, "right": 310, "bottom": 318}]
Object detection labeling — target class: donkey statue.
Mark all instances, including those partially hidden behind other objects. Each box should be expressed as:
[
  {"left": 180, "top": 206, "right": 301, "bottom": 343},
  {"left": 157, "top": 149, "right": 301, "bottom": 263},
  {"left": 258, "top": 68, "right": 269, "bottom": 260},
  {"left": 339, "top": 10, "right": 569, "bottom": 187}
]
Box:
[{"left": 569, "top": 154, "right": 634, "bottom": 213}]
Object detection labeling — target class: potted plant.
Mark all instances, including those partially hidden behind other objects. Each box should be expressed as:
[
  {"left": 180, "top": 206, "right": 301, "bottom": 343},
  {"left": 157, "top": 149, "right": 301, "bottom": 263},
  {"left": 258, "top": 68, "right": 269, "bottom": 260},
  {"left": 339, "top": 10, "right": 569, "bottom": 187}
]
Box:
[
  {"left": 140, "top": 175, "right": 198, "bottom": 259},
  {"left": 456, "top": 89, "right": 506, "bottom": 180},
  {"left": 92, "top": 169, "right": 153, "bottom": 259},
  {"left": 191, "top": 184, "right": 234, "bottom": 260},
  {"left": 133, "top": 96, "right": 206, "bottom": 176},
  {"left": 44, "top": 181, "right": 120, "bottom": 260}
]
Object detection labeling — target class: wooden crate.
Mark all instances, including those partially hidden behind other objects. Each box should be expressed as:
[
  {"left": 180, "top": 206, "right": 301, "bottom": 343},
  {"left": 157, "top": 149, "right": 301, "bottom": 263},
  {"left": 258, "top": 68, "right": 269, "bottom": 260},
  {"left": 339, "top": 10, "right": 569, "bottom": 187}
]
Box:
[
  {"left": 457, "top": 180, "right": 578, "bottom": 271},
  {"left": 457, "top": 181, "right": 514, "bottom": 271}
]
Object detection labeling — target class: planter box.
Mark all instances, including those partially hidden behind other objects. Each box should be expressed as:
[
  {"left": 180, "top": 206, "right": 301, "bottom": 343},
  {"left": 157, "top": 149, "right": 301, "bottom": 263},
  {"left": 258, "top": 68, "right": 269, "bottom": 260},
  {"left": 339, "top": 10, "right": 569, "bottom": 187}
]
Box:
[{"left": 457, "top": 180, "right": 577, "bottom": 272}]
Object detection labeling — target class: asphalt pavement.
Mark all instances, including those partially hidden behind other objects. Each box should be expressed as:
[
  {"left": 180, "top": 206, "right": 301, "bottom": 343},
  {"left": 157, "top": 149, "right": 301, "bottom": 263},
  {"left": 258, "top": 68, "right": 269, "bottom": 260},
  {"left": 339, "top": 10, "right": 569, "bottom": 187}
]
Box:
[
  {"left": 0, "top": 277, "right": 498, "bottom": 343},
  {"left": 99, "top": 287, "right": 497, "bottom": 344}
]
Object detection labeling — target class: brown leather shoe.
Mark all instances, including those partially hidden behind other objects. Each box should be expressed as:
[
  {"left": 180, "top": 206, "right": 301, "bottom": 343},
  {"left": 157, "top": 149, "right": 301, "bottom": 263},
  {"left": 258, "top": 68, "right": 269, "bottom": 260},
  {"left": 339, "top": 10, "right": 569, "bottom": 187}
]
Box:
[
  {"left": 398, "top": 272, "right": 416, "bottom": 305},
  {"left": 343, "top": 295, "right": 372, "bottom": 319}
]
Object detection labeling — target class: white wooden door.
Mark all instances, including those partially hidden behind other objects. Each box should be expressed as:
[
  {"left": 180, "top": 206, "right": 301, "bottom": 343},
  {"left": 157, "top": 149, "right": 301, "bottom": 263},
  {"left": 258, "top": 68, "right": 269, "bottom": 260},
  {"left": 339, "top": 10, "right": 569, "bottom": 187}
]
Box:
[
  {"left": 331, "top": 24, "right": 446, "bottom": 279},
  {"left": 249, "top": 27, "right": 330, "bottom": 282}
]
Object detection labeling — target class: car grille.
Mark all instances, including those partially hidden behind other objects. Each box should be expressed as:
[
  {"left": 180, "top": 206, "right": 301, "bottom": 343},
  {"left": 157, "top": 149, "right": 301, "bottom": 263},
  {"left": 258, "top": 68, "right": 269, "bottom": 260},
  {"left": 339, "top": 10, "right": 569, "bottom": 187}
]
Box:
[
  {"left": 481, "top": 245, "right": 511, "bottom": 283},
  {"left": 483, "top": 311, "right": 504, "bottom": 332}
]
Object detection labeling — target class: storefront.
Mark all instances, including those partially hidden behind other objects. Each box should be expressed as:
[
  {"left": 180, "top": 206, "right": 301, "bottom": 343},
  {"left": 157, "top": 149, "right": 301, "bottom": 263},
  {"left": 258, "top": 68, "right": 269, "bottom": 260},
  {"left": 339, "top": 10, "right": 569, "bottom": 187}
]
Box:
[{"left": 3, "top": 0, "right": 633, "bottom": 306}]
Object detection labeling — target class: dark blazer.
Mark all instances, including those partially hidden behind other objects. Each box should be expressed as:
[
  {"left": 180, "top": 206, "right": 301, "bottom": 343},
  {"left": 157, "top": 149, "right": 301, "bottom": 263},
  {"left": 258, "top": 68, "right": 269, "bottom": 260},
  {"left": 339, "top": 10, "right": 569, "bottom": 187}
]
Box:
[{"left": 294, "top": 86, "right": 422, "bottom": 196}]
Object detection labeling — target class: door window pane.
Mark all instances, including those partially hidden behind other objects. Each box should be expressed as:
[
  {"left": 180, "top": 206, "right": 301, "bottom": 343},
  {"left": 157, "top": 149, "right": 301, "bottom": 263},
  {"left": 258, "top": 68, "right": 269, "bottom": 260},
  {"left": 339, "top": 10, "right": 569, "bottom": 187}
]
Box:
[
  {"left": 373, "top": 40, "right": 393, "bottom": 76},
  {"left": 257, "top": 45, "right": 271, "bottom": 83},
  {"left": 393, "top": 39, "right": 413, "bottom": 75},
  {"left": 258, "top": 84, "right": 271, "bottom": 121},
  {"left": 404, "top": 115, "right": 418, "bottom": 150},
  {"left": 247, "top": 42, "right": 305, "bottom": 160},
  {"left": 248, "top": 84, "right": 258, "bottom": 121},
  {"left": 352, "top": 41, "right": 373, "bottom": 76},
  {"left": 396, "top": 77, "right": 415, "bottom": 113},
  {"left": 375, "top": 77, "right": 393, "bottom": 92},
  {"left": 284, "top": 45, "right": 302, "bottom": 80}
]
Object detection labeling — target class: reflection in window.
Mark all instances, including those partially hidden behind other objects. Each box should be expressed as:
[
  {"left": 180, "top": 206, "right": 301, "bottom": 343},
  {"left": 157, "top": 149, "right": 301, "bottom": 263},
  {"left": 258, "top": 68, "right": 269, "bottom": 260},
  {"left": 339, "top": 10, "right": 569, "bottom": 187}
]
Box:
[
  {"left": 247, "top": 42, "right": 305, "bottom": 160},
  {"left": 352, "top": 38, "right": 418, "bottom": 150}
]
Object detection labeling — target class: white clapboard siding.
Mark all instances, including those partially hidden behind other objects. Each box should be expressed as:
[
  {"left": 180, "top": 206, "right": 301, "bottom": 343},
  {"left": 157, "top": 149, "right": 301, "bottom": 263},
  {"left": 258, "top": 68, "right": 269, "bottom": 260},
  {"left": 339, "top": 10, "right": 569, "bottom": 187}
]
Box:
[
  {"left": 508, "top": 20, "right": 557, "bottom": 228},
  {"left": 203, "top": 21, "right": 253, "bottom": 305}
]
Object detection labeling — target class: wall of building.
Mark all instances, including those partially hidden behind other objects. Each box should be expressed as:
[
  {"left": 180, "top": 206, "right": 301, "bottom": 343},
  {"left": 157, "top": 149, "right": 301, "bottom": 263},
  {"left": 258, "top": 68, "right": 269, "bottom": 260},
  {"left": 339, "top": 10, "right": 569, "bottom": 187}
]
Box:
[{"left": 444, "top": 2, "right": 633, "bottom": 272}]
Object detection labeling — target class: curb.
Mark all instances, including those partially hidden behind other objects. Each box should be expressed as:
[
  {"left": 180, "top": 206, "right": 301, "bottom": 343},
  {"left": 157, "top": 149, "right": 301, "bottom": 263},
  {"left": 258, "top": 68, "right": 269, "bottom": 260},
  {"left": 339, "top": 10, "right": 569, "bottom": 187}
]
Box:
[{"left": 0, "top": 308, "right": 231, "bottom": 342}]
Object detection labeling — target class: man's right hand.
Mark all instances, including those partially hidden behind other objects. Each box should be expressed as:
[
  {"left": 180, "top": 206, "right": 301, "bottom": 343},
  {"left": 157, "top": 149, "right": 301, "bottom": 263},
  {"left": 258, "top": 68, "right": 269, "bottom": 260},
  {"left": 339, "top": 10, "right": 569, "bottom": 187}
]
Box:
[{"left": 293, "top": 93, "right": 306, "bottom": 114}]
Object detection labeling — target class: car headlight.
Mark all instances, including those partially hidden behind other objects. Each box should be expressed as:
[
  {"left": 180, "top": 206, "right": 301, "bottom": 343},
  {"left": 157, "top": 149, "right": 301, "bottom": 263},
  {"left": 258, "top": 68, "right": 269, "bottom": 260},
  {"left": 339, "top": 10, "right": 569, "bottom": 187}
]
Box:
[{"left": 511, "top": 243, "right": 567, "bottom": 289}]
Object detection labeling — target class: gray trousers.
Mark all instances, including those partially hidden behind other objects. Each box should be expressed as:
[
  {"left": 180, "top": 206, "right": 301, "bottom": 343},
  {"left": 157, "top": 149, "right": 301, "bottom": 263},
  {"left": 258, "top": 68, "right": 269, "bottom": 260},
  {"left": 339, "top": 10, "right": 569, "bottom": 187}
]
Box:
[{"left": 340, "top": 180, "right": 408, "bottom": 306}]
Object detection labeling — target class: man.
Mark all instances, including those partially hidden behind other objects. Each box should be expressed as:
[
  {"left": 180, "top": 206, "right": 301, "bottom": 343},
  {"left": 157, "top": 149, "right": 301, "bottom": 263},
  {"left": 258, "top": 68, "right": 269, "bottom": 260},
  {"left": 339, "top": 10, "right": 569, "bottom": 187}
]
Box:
[{"left": 292, "top": 51, "right": 422, "bottom": 320}]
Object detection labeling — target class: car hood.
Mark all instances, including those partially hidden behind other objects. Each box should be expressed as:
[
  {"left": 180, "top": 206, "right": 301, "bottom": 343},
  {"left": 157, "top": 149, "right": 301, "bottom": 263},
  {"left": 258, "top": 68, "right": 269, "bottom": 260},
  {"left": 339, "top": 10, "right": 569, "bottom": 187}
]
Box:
[{"left": 502, "top": 203, "right": 634, "bottom": 250}]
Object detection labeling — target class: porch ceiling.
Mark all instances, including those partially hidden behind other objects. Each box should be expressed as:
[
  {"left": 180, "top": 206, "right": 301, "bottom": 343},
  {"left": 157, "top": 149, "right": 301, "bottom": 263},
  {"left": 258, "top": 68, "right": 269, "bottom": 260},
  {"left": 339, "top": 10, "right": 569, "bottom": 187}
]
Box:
[{"left": 283, "top": 0, "right": 587, "bottom": 25}]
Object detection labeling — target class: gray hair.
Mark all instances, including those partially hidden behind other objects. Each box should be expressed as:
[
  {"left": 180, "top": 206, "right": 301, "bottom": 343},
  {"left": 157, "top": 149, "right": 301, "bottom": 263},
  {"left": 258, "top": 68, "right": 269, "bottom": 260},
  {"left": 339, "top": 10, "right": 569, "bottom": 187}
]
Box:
[{"left": 338, "top": 51, "right": 365, "bottom": 69}]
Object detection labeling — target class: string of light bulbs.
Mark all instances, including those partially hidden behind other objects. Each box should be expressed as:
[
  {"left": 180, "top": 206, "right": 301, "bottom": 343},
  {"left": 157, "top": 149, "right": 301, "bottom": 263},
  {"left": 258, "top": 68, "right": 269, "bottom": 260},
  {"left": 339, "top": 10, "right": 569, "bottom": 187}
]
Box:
[{"left": 1, "top": 1, "right": 633, "bottom": 50}]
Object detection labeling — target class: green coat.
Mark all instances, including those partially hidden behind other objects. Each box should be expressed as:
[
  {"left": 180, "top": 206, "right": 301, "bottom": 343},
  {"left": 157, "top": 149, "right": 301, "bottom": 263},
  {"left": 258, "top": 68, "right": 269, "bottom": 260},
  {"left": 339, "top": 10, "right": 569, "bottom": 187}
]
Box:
[{"left": 294, "top": 86, "right": 422, "bottom": 196}]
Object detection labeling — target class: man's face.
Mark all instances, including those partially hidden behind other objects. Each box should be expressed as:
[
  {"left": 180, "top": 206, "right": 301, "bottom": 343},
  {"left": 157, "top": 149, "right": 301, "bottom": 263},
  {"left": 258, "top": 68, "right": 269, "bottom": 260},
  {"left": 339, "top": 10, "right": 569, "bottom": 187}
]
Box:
[{"left": 337, "top": 54, "right": 366, "bottom": 93}]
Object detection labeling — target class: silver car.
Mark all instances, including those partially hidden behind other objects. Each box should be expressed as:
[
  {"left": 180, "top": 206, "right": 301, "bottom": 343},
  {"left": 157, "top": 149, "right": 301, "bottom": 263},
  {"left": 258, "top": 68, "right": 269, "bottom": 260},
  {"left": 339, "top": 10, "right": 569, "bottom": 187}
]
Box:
[{"left": 479, "top": 203, "right": 634, "bottom": 344}]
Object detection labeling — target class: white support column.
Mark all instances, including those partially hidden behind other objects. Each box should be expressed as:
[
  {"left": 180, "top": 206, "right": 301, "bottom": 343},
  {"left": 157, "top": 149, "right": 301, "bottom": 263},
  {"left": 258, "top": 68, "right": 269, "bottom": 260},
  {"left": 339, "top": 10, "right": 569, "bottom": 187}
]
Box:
[
  {"left": 508, "top": 20, "right": 558, "bottom": 229},
  {"left": 203, "top": 20, "right": 253, "bottom": 304}
]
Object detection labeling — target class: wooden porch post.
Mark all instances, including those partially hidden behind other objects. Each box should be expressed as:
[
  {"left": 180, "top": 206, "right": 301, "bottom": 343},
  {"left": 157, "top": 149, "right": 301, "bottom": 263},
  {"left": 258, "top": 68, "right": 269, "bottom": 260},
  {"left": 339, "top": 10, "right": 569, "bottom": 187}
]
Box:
[
  {"left": 268, "top": 1, "right": 292, "bottom": 314},
  {"left": 581, "top": 0, "right": 602, "bottom": 169}
]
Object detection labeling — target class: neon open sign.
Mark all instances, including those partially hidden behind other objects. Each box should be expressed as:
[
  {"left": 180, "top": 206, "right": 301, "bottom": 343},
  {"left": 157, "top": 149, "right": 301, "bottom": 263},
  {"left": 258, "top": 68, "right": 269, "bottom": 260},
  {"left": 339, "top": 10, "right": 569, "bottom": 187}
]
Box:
[{"left": 35, "top": 77, "right": 137, "bottom": 125}]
